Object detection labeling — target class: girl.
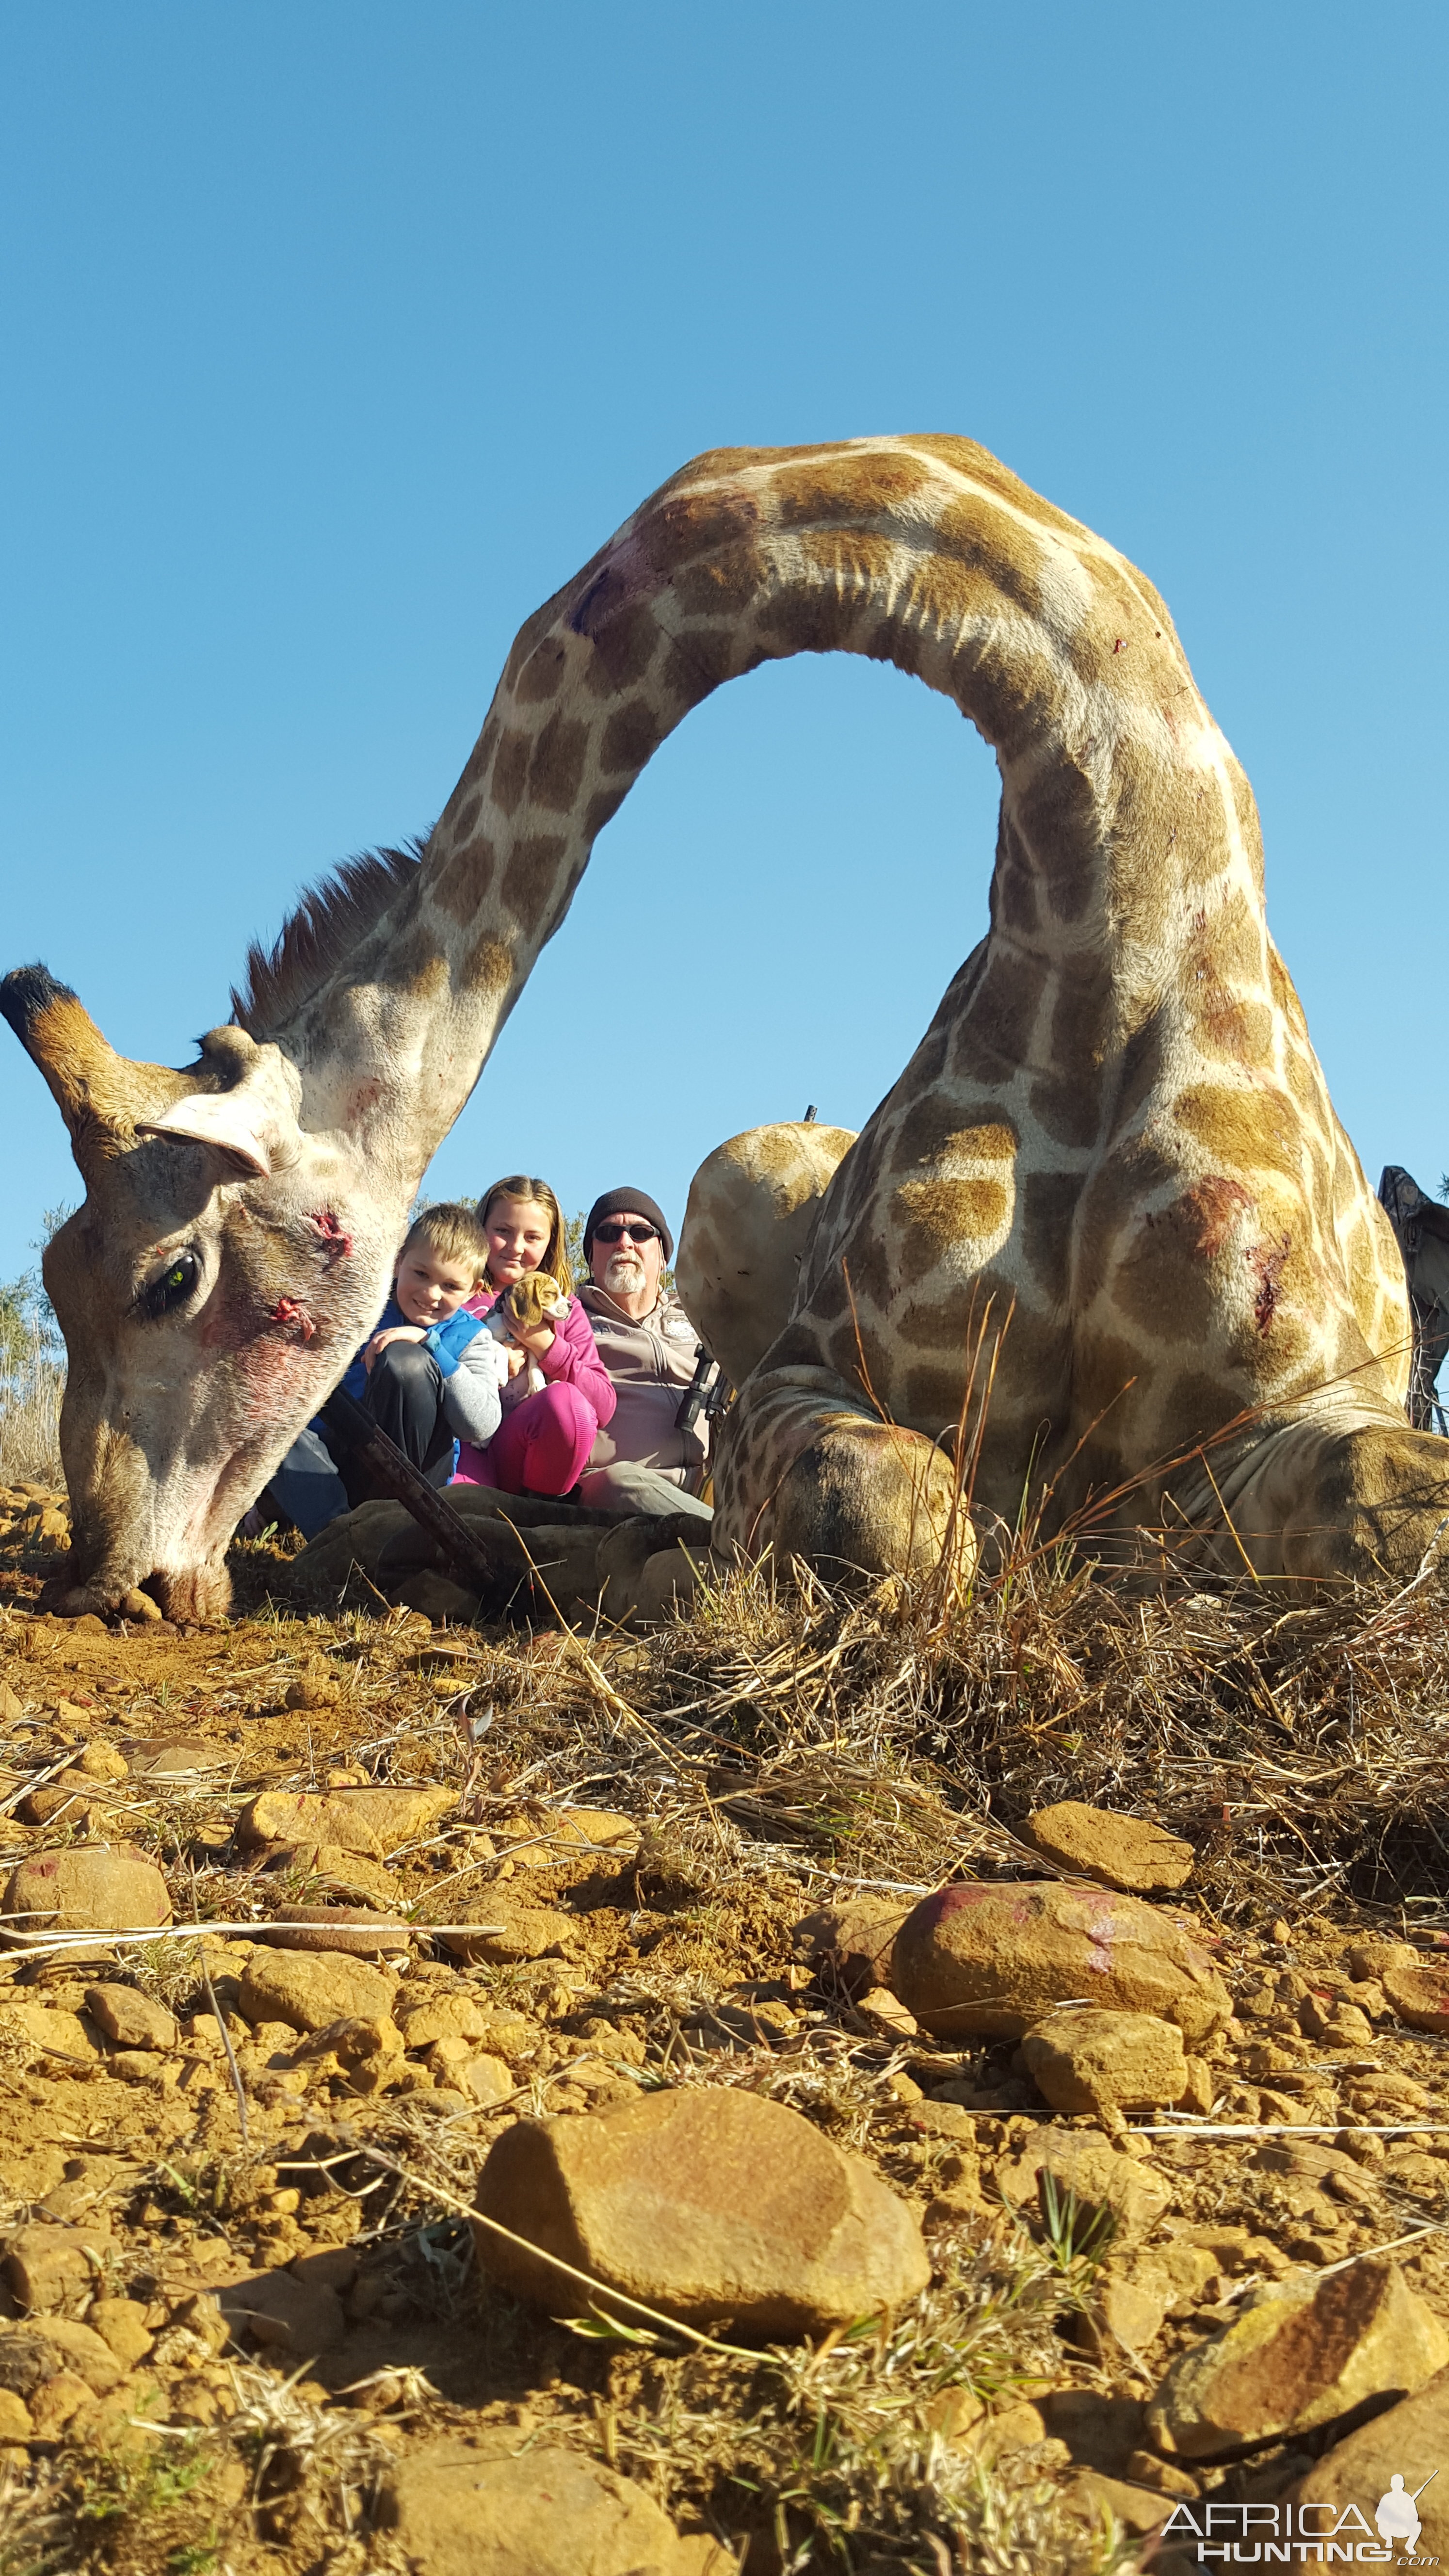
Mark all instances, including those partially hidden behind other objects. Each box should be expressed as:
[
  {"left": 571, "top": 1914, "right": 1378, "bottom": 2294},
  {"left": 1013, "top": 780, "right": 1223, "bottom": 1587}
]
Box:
[{"left": 451, "top": 1173, "right": 616, "bottom": 1497}]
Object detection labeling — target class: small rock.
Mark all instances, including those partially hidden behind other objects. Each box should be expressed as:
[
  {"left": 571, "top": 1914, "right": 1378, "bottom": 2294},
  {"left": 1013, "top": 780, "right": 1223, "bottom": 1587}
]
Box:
[
  {"left": 256, "top": 1905, "right": 410, "bottom": 1959},
  {"left": 236, "top": 1786, "right": 454, "bottom": 1856},
  {"left": 892, "top": 1881, "right": 1228, "bottom": 2043},
  {"left": 1025, "top": 1800, "right": 1195, "bottom": 1892},
  {"left": 70, "top": 1742, "right": 128, "bottom": 1782},
  {"left": 6, "top": 2221, "right": 111, "bottom": 2313},
  {"left": 1282, "top": 2363, "right": 1449, "bottom": 2558},
  {"left": 1062, "top": 2472, "right": 1175, "bottom": 2539},
  {"left": 1378, "top": 1958, "right": 1449, "bottom": 2033},
  {"left": 855, "top": 1988, "right": 919, "bottom": 2038},
  {"left": 1347, "top": 1938, "right": 1417, "bottom": 1981},
  {"left": 219, "top": 2268, "right": 345, "bottom": 2353},
  {"left": 1123, "top": 2450, "right": 1200, "bottom": 2497},
  {"left": 267, "top": 1845, "right": 397, "bottom": 1905},
  {"left": 17, "top": 1779, "right": 98, "bottom": 1827},
  {"left": 283, "top": 1676, "right": 339, "bottom": 1710},
  {"left": 1040, "top": 2388, "right": 1146, "bottom": 2474},
  {"left": 0, "top": 2388, "right": 32, "bottom": 2440},
  {"left": 475, "top": 2087, "right": 930, "bottom": 2336},
  {"left": 790, "top": 1896, "right": 907, "bottom": 1995},
  {"left": 392, "top": 1569, "right": 483, "bottom": 1623},
  {"left": 395, "top": 1989, "right": 499, "bottom": 2048},
  {"left": 959, "top": 2399, "right": 1052, "bottom": 2466},
  {"left": 1094, "top": 2256, "right": 1173, "bottom": 2354},
  {"left": 87, "top": 2298, "right": 153, "bottom": 2367},
  {"left": 237, "top": 1948, "right": 398, "bottom": 2034},
  {"left": 1145, "top": 2257, "right": 1449, "bottom": 2460},
  {"left": 0, "top": 1681, "right": 23, "bottom": 1723},
  {"left": 125, "top": 1739, "right": 225, "bottom": 1778},
  {"left": 0, "top": 2000, "right": 102, "bottom": 2063},
  {"left": 1, "top": 1843, "right": 172, "bottom": 1935},
  {"left": 381, "top": 2443, "right": 689, "bottom": 2576},
  {"left": 1022, "top": 2006, "right": 1188, "bottom": 2117},
  {"left": 994, "top": 2126, "right": 1174, "bottom": 2244},
  {"left": 440, "top": 1894, "right": 577, "bottom": 1965},
  {"left": 27, "top": 2372, "right": 90, "bottom": 2436},
  {"left": 84, "top": 1984, "right": 179, "bottom": 2052}
]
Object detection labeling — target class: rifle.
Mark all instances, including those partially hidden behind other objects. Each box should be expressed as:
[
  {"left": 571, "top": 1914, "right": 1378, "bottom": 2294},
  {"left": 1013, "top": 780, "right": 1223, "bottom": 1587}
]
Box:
[{"left": 318, "top": 1386, "right": 505, "bottom": 1598}]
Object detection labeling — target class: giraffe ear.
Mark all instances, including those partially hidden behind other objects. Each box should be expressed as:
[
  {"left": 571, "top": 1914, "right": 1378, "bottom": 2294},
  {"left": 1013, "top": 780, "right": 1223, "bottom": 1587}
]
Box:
[{"left": 134, "top": 1027, "right": 304, "bottom": 1179}]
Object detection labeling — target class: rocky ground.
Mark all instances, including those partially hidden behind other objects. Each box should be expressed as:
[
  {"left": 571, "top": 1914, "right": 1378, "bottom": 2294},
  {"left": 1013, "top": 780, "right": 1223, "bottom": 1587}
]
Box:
[{"left": 3, "top": 1480, "right": 1449, "bottom": 2575}]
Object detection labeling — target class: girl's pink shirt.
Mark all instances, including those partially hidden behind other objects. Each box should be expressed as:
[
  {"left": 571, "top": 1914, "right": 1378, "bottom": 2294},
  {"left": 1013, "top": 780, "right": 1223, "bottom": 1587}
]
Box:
[{"left": 465, "top": 1287, "right": 616, "bottom": 1430}]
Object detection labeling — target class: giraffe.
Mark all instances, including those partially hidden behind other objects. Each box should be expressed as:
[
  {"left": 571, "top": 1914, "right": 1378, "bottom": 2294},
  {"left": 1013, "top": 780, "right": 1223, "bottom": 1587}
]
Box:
[{"left": 4, "top": 434, "right": 1446, "bottom": 1623}]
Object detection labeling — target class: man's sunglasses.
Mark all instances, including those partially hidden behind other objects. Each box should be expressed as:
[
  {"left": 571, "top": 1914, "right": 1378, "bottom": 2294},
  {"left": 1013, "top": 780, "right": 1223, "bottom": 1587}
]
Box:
[{"left": 594, "top": 1221, "right": 658, "bottom": 1245}]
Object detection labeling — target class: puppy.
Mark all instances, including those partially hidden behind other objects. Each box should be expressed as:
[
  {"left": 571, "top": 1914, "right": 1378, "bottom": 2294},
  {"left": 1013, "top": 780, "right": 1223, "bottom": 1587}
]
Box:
[{"left": 485, "top": 1271, "right": 571, "bottom": 1396}]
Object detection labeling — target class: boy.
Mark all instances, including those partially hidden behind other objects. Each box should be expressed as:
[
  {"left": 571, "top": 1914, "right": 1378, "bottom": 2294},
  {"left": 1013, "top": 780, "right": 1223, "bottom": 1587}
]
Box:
[{"left": 264, "top": 1203, "right": 507, "bottom": 1537}]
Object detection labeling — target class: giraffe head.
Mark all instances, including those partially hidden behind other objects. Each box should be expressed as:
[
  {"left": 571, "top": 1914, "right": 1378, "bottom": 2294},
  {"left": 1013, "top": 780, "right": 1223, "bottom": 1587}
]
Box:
[{"left": 1, "top": 966, "right": 399, "bottom": 1622}]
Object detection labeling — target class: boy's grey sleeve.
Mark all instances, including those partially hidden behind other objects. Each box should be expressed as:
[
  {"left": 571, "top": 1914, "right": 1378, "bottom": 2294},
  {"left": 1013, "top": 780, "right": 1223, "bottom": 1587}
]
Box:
[{"left": 441, "top": 1335, "right": 507, "bottom": 1445}]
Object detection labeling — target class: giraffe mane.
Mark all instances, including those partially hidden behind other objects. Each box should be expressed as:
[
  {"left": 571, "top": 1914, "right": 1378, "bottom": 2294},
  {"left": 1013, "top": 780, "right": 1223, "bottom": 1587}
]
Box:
[{"left": 231, "top": 835, "right": 430, "bottom": 1036}]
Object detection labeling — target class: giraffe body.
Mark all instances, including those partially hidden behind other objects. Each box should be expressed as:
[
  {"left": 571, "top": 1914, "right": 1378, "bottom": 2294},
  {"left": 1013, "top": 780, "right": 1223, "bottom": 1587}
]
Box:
[{"left": 4, "top": 435, "right": 1444, "bottom": 1615}]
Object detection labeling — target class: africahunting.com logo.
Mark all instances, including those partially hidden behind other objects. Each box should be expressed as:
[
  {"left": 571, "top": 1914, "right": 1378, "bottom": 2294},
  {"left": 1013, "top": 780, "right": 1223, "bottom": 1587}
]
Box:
[{"left": 1163, "top": 2470, "right": 1438, "bottom": 2563}]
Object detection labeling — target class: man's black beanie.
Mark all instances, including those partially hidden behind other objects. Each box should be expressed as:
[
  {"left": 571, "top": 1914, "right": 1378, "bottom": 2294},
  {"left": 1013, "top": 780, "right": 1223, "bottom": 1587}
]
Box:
[{"left": 583, "top": 1189, "right": 674, "bottom": 1264}]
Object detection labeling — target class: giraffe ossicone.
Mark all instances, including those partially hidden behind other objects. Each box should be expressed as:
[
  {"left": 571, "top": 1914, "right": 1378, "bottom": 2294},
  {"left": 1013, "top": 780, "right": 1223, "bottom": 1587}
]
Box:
[{"left": 3, "top": 434, "right": 1446, "bottom": 1620}]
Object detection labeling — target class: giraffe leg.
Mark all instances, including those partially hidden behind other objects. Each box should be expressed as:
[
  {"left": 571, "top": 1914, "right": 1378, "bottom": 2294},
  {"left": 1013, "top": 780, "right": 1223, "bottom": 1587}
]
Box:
[
  {"left": 1190, "top": 1417, "right": 1449, "bottom": 1585},
  {"left": 712, "top": 1367, "right": 976, "bottom": 1584}
]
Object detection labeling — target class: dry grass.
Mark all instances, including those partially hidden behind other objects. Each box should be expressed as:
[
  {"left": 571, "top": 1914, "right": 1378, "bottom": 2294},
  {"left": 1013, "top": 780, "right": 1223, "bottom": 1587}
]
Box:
[{"left": 0, "top": 1314, "right": 63, "bottom": 1489}]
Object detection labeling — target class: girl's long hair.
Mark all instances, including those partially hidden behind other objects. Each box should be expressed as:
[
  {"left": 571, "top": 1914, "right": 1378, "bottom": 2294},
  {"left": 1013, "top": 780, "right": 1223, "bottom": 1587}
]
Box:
[{"left": 476, "top": 1175, "right": 572, "bottom": 1296}]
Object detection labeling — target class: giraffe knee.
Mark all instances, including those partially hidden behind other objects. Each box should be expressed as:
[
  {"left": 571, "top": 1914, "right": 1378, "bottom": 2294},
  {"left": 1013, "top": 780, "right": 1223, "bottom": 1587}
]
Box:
[{"left": 771, "top": 1417, "right": 974, "bottom": 1581}]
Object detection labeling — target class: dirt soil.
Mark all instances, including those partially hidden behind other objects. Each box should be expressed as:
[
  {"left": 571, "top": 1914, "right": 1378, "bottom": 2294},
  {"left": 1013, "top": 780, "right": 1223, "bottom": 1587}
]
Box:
[{"left": 1, "top": 1486, "right": 1449, "bottom": 2575}]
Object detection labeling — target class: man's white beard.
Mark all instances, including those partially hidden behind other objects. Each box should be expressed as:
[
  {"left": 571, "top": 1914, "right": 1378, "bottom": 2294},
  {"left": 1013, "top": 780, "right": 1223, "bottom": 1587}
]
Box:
[{"left": 604, "top": 1251, "right": 647, "bottom": 1296}]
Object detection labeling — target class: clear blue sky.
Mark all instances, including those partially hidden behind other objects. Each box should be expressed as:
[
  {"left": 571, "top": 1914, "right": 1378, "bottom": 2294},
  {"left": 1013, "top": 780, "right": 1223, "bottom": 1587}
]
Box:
[{"left": 2, "top": 3, "right": 1444, "bottom": 1281}]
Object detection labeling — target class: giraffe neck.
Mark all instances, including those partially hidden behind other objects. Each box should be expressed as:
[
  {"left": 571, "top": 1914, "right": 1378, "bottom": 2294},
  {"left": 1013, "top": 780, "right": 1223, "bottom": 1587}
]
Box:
[{"left": 260, "top": 437, "right": 1272, "bottom": 1182}]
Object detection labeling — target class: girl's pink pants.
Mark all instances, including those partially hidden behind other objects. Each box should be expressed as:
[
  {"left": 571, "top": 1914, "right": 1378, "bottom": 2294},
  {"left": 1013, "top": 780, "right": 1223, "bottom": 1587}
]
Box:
[{"left": 452, "top": 1382, "right": 597, "bottom": 1498}]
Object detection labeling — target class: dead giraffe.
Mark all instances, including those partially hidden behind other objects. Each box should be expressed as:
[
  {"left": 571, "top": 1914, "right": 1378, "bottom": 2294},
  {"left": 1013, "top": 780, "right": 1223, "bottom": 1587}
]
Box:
[{"left": 3, "top": 435, "right": 1443, "bottom": 1619}]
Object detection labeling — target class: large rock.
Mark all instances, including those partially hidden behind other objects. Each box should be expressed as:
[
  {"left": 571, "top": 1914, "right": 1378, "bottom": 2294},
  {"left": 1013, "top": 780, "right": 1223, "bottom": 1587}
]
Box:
[
  {"left": 2, "top": 1844, "right": 172, "bottom": 1935},
  {"left": 1283, "top": 2365, "right": 1449, "bottom": 2557},
  {"left": 1024, "top": 1801, "right": 1194, "bottom": 1893},
  {"left": 237, "top": 1948, "right": 398, "bottom": 2034},
  {"left": 474, "top": 2087, "right": 930, "bottom": 2338},
  {"left": 236, "top": 1787, "right": 454, "bottom": 1856},
  {"left": 1145, "top": 2258, "right": 1449, "bottom": 2460},
  {"left": 381, "top": 2442, "right": 714, "bottom": 2576},
  {"left": 892, "top": 1880, "right": 1228, "bottom": 2042},
  {"left": 1021, "top": 2006, "right": 1189, "bottom": 2117}
]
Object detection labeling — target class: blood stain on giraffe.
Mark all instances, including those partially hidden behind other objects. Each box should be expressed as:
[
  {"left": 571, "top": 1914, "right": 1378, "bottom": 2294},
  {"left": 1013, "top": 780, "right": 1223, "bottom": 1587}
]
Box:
[
  {"left": 1248, "top": 1236, "right": 1291, "bottom": 1334},
  {"left": 310, "top": 1209, "right": 354, "bottom": 1263}
]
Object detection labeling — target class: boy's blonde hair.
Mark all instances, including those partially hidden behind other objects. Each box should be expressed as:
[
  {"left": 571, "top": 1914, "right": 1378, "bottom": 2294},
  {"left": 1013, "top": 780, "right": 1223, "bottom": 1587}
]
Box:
[
  {"left": 477, "top": 1175, "right": 573, "bottom": 1295},
  {"left": 399, "top": 1201, "right": 490, "bottom": 1284}
]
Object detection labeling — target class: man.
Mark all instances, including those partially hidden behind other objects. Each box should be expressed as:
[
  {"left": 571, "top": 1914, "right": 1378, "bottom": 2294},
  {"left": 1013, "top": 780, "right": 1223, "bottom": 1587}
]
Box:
[{"left": 576, "top": 1189, "right": 715, "bottom": 1521}]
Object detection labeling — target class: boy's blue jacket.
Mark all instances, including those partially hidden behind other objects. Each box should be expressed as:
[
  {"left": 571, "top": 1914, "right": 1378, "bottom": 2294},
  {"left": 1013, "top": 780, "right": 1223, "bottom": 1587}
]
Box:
[{"left": 339, "top": 1299, "right": 488, "bottom": 1403}]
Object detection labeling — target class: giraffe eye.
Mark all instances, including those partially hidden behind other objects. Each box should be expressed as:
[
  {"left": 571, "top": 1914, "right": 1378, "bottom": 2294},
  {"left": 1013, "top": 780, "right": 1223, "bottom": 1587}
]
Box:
[{"left": 142, "top": 1251, "right": 200, "bottom": 1319}]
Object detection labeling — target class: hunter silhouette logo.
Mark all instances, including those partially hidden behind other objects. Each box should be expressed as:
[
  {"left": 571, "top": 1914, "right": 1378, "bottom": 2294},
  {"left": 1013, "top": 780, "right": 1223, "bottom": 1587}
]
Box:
[{"left": 1377, "top": 2477, "right": 1436, "bottom": 2552}]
